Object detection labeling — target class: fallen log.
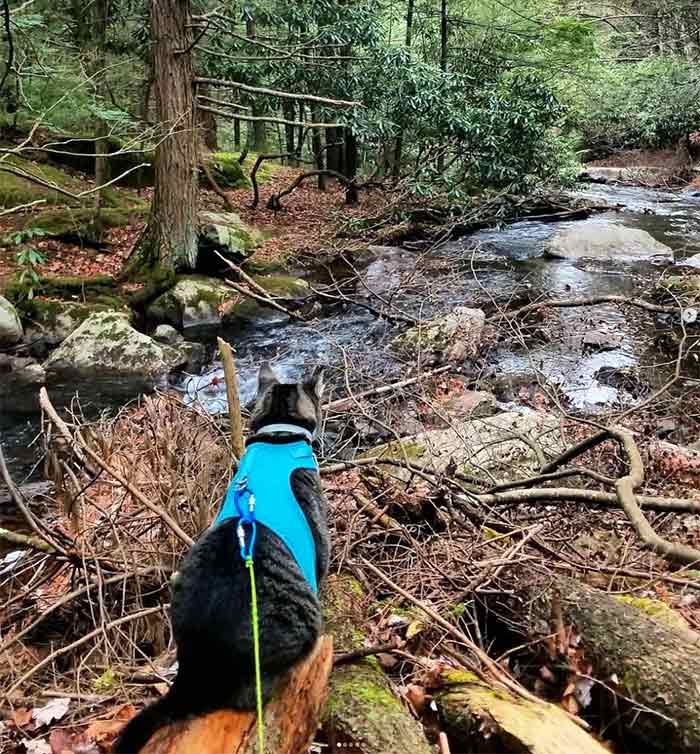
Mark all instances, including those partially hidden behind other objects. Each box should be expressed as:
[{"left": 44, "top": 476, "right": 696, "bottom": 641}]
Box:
[
  {"left": 321, "top": 574, "right": 433, "bottom": 754},
  {"left": 435, "top": 669, "right": 609, "bottom": 754},
  {"left": 138, "top": 635, "right": 333, "bottom": 754},
  {"left": 520, "top": 575, "right": 700, "bottom": 753}
]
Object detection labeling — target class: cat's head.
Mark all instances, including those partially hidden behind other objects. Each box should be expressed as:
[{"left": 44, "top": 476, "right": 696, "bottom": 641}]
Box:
[{"left": 249, "top": 362, "right": 325, "bottom": 436}]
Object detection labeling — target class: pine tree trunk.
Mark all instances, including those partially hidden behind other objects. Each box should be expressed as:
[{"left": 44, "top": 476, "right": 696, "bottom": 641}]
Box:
[{"left": 130, "top": 0, "right": 197, "bottom": 275}]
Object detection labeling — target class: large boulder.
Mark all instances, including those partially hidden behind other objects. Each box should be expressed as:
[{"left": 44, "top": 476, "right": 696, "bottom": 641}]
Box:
[
  {"left": 197, "top": 211, "right": 262, "bottom": 272},
  {"left": 370, "top": 410, "right": 564, "bottom": 482},
  {"left": 44, "top": 312, "right": 185, "bottom": 382},
  {"left": 0, "top": 294, "right": 23, "bottom": 346},
  {"left": 544, "top": 222, "right": 673, "bottom": 262},
  {"left": 147, "top": 276, "right": 233, "bottom": 330},
  {"left": 391, "top": 307, "right": 486, "bottom": 365}
]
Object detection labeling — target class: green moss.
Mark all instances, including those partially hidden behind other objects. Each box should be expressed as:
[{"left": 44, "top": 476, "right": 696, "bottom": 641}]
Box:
[
  {"left": 615, "top": 595, "right": 690, "bottom": 631},
  {"left": 365, "top": 440, "right": 427, "bottom": 462},
  {"left": 0, "top": 155, "right": 145, "bottom": 211},
  {"left": 208, "top": 152, "right": 250, "bottom": 189},
  {"left": 5, "top": 273, "right": 116, "bottom": 305}
]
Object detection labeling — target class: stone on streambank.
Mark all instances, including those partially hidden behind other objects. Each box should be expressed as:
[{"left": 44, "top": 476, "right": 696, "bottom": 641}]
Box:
[
  {"left": 0, "top": 354, "right": 45, "bottom": 412},
  {"left": 44, "top": 311, "right": 189, "bottom": 382},
  {"left": 368, "top": 410, "right": 564, "bottom": 482},
  {"left": 579, "top": 166, "right": 670, "bottom": 185},
  {"left": 391, "top": 307, "right": 486, "bottom": 365},
  {"left": 0, "top": 294, "right": 23, "bottom": 345},
  {"left": 544, "top": 222, "right": 673, "bottom": 262},
  {"left": 197, "top": 211, "right": 262, "bottom": 268},
  {"left": 147, "top": 274, "right": 310, "bottom": 330}
]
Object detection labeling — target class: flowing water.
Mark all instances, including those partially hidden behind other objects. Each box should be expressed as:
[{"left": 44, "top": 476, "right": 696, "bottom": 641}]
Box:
[{"left": 4, "top": 184, "right": 700, "bottom": 482}]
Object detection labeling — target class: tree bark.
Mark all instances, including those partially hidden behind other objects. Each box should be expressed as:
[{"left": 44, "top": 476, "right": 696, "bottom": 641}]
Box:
[
  {"left": 519, "top": 575, "right": 700, "bottom": 753},
  {"left": 92, "top": 0, "right": 110, "bottom": 225},
  {"left": 321, "top": 574, "right": 432, "bottom": 754},
  {"left": 325, "top": 127, "right": 342, "bottom": 173},
  {"left": 436, "top": 669, "right": 609, "bottom": 754},
  {"left": 129, "top": 0, "right": 198, "bottom": 275},
  {"left": 437, "top": 0, "right": 448, "bottom": 174},
  {"left": 197, "top": 86, "right": 218, "bottom": 151},
  {"left": 283, "top": 101, "right": 296, "bottom": 164},
  {"left": 310, "top": 105, "right": 327, "bottom": 191},
  {"left": 140, "top": 636, "right": 333, "bottom": 754},
  {"left": 391, "top": 0, "right": 414, "bottom": 180}
]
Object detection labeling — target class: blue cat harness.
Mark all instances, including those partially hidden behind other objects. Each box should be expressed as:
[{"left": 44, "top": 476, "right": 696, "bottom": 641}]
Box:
[{"left": 213, "top": 424, "right": 320, "bottom": 593}]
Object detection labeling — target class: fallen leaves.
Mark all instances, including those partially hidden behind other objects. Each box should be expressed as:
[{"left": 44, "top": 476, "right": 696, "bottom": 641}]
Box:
[{"left": 32, "top": 698, "right": 71, "bottom": 728}]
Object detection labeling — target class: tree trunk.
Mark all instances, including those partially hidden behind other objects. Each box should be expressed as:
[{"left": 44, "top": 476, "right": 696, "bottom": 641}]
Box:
[
  {"left": 140, "top": 636, "right": 333, "bottom": 754},
  {"left": 325, "top": 127, "right": 341, "bottom": 173},
  {"left": 283, "top": 101, "right": 296, "bottom": 164},
  {"left": 233, "top": 118, "right": 241, "bottom": 150},
  {"left": 92, "top": 0, "right": 110, "bottom": 224},
  {"left": 392, "top": 0, "right": 414, "bottom": 180},
  {"left": 197, "top": 86, "right": 218, "bottom": 151},
  {"left": 436, "top": 669, "right": 609, "bottom": 754},
  {"left": 519, "top": 575, "right": 700, "bottom": 753},
  {"left": 129, "top": 0, "right": 197, "bottom": 276},
  {"left": 311, "top": 106, "right": 326, "bottom": 191},
  {"left": 437, "top": 0, "right": 448, "bottom": 174}
]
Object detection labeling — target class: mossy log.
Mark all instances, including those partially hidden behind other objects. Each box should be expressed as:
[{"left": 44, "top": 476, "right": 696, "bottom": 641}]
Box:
[
  {"left": 521, "top": 575, "right": 700, "bottom": 753},
  {"left": 321, "top": 574, "right": 433, "bottom": 754},
  {"left": 139, "top": 635, "right": 333, "bottom": 754},
  {"left": 436, "top": 669, "right": 609, "bottom": 754}
]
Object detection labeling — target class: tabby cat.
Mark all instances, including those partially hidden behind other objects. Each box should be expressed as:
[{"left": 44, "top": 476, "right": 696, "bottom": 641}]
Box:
[{"left": 114, "top": 363, "right": 330, "bottom": 753}]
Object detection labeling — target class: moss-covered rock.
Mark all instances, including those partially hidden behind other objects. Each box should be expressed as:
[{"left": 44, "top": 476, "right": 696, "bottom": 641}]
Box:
[
  {"left": 147, "top": 275, "right": 233, "bottom": 330},
  {"left": 392, "top": 307, "right": 486, "bottom": 365},
  {"left": 221, "top": 274, "right": 310, "bottom": 325},
  {"left": 208, "top": 152, "right": 249, "bottom": 189},
  {"left": 44, "top": 311, "right": 185, "bottom": 382},
  {"left": 21, "top": 297, "right": 128, "bottom": 346},
  {"left": 659, "top": 273, "right": 700, "bottom": 304},
  {"left": 197, "top": 211, "right": 262, "bottom": 271},
  {"left": 6, "top": 273, "right": 117, "bottom": 304},
  {"left": 19, "top": 205, "right": 147, "bottom": 244},
  {"left": 369, "top": 410, "right": 564, "bottom": 482},
  {"left": 0, "top": 294, "right": 23, "bottom": 345}
]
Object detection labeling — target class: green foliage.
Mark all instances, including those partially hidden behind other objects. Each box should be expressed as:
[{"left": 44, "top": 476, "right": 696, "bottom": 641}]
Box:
[
  {"left": 10, "top": 232, "right": 47, "bottom": 301},
  {"left": 568, "top": 57, "right": 700, "bottom": 150}
]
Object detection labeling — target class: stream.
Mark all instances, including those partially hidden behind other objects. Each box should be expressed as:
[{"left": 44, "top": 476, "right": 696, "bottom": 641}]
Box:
[{"left": 4, "top": 183, "right": 700, "bottom": 483}]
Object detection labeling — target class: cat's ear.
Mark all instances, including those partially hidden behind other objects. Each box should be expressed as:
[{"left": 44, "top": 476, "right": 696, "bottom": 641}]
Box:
[
  {"left": 257, "top": 362, "right": 278, "bottom": 396},
  {"left": 310, "top": 365, "right": 325, "bottom": 400}
]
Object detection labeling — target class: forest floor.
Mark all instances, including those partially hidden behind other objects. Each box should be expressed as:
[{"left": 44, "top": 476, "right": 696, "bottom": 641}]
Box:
[{"left": 4, "top": 157, "right": 700, "bottom": 753}]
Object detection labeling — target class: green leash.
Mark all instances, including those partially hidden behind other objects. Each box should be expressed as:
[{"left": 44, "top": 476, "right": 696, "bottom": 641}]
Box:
[{"left": 246, "top": 557, "right": 265, "bottom": 754}]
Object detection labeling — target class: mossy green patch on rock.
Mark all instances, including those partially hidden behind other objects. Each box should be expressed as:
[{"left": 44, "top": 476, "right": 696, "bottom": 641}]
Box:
[
  {"left": 20, "top": 205, "right": 147, "bottom": 242},
  {"left": 147, "top": 275, "right": 233, "bottom": 330},
  {"left": 6, "top": 273, "right": 116, "bottom": 305},
  {"left": 614, "top": 595, "right": 691, "bottom": 632},
  {"left": 207, "top": 152, "right": 250, "bottom": 189},
  {"left": 45, "top": 311, "right": 185, "bottom": 381}
]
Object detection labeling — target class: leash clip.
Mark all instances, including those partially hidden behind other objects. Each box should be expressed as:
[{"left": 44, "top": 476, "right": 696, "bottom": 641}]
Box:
[{"left": 233, "top": 476, "right": 257, "bottom": 561}]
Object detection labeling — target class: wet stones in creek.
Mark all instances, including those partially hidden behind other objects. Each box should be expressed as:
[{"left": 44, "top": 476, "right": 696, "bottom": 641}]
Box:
[
  {"left": 0, "top": 295, "right": 23, "bottom": 346},
  {"left": 543, "top": 221, "right": 673, "bottom": 262}
]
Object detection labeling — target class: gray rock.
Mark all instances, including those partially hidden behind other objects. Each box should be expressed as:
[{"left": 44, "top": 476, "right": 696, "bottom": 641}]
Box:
[
  {"left": 391, "top": 307, "right": 486, "bottom": 365},
  {"left": 680, "top": 253, "right": 700, "bottom": 269},
  {"left": 579, "top": 166, "right": 668, "bottom": 184},
  {"left": 148, "top": 276, "right": 233, "bottom": 329},
  {"left": 544, "top": 222, "right": 673, "bottom": 262},
  {"left": 0, "top": 354, "right": 46, "bottom": 412},
  {"left": 198, "top": 211, "right": 262, "bottom": 262},
  {"left": 0, "top": 295, "right": 23, "bottom": 346},
  {"left": 442, "top": 390, "right": 498, "bottom": 419},
  {"left": 180, "top": 341, "right": 206, "bottom": 373},
  {"left": 24, "top": 299, "right": 125, "bottom": 347},
  {"left": 582, "top": 329, "right": 624, "bottom": 353},
  {"left": 44, "top": 312, "right": 185, "bottom": 382},
  {"left": 153, "top": 324, "right": 184, "bottom": 346},
  {"left": 369, "top": 410, "right": 564, "bottom": 483}
]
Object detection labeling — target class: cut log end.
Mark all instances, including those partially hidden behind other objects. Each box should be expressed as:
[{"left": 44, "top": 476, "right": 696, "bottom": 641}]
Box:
[{"left": 139, "top": 635, "right": 333, "bottom": 754}]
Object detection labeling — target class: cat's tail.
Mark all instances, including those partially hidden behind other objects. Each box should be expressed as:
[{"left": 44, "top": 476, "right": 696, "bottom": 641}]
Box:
[{"left": 113, "top": 680, "right": 188, "bottom": 754}]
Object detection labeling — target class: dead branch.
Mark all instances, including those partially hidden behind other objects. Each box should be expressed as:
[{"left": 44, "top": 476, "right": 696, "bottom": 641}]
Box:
[
  {"left": 500, "top": 294, "right": 678, "bottom": 322},
  {"left": 39, "top": 388, "right": 194, "bottom": 548},
  {"left": 193, "top": 77, "right": 361, "bottom": 108},
  {"left": 224, "top": 278, "right": 305, "bottom": 321},
  {"left": 196, "top": 102, "right": 341, "bottom": 129},
  {"left": 216, "top": 337, "right": 244, "bottom": 460}
]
